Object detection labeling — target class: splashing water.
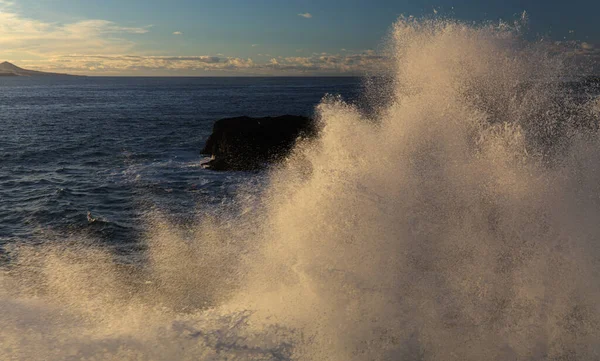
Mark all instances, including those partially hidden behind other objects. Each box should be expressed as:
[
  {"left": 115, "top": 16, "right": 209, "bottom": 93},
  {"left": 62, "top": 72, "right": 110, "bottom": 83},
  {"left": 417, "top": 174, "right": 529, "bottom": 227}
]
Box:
[{"left": 2, "top": 17, "right": 600, "bottom": 361}]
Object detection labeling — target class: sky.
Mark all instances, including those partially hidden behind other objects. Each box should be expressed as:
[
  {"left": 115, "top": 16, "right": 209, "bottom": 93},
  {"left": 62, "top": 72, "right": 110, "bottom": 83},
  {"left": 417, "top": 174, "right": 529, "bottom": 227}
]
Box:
[{"left": 0, "top": 0, "right": 598, "bottom": 76}]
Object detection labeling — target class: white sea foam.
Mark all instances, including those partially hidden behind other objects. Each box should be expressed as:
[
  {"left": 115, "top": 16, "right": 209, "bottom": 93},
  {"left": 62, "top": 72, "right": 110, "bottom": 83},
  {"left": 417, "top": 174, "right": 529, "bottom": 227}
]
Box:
[{"left": 2, "top": 16, "right": 600, "bottom": 360}]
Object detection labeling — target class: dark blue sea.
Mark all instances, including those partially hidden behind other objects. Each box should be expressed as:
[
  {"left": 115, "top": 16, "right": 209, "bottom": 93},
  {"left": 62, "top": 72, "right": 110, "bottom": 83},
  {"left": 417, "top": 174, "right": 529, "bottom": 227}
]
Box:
[{"left": 0, "top": 77, "right": 361, "bottom": 253}]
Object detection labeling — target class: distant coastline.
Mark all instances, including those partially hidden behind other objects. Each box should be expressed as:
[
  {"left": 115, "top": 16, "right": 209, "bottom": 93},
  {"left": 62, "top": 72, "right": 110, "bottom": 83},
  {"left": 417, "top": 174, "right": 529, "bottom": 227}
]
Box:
[{"left": 0, "top": 61, "right": 82, "bottom": 77}]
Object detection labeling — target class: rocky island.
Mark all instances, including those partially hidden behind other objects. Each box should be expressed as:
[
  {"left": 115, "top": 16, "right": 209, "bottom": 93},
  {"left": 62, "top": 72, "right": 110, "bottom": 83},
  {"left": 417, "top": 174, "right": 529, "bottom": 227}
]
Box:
[{"left": 201, "top": 115, "right": 316, "bottom": 171}]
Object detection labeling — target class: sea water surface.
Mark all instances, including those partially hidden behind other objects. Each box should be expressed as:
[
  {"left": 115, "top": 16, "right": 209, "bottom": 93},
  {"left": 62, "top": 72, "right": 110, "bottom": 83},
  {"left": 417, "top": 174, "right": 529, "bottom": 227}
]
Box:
[{"left": 0, "top": 76, "right": 361, "bottom": 249}]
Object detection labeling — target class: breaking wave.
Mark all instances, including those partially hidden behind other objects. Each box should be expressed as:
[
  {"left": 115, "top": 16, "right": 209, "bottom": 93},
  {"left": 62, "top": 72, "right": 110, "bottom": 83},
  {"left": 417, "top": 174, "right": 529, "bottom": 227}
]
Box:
[{"left": 2, "top": 16, "right": 600, "bottom": 360}]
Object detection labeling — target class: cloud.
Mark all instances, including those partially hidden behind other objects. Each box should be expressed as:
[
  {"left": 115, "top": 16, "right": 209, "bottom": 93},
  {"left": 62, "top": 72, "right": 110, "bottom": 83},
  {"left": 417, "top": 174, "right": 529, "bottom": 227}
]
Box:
[
  {"left": 251, "top": 44, "right": 259, "bottom": 47},
  {"left": 581, "top": 42, "right": 595, "bottom": 50},
  {"left": 298, "top": 13, "right": 312, "bottom": 19},
  {"left": 263, "top": 52, "right": 389, "bottom": 73},
  {"left": 0, "top": 2, "right": 149, "bottom": 57},
  {"left": 16, "top": 51, "right": 390, "bottom": 75},
  {"left": 549, "top": 41, "right": 600, "bottom": 74},
  {"left": 577, "top": 42, "right": 600, "bottom": 65},
  {"left": 552, "top": 40, "right": 600, "bottom": 57},
  {"left": 28, "top": 55, "right": 255, "bottom": 74},
  {"left": 0, "top": 1, "right": 390, "bottom": 75}
]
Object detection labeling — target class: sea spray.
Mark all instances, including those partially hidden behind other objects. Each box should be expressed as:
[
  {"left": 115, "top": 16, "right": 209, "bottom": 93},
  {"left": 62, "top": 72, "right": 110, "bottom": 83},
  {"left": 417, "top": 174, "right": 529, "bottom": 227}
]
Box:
[{"left": 2, "top": 16, "right": 600, "bottom": 360}]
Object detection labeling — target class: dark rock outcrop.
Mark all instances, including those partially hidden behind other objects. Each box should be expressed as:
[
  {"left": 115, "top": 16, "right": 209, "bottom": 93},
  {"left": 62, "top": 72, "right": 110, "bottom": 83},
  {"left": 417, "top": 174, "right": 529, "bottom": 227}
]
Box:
[{"left": 201, "top": 115, "right": 316, "bottom": 171}]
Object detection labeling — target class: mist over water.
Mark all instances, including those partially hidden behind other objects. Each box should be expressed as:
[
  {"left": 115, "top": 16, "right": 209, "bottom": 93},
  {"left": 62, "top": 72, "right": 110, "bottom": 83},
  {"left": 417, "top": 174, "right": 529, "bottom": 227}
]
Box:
[{"left": 2, "top": 17, "right": 600, "bottom": 360}]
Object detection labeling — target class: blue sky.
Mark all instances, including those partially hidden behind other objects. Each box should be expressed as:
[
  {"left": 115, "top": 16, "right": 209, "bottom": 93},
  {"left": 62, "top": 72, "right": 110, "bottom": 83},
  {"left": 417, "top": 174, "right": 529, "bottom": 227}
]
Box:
[{"left": 0, "top": 0, "right": 598, "bottom": 75}]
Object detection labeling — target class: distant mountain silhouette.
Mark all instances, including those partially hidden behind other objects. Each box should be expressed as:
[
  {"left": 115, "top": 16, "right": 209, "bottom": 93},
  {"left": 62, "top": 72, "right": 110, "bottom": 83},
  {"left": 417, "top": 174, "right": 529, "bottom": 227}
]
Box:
[{"left": 0, "top": 62, "right": 80, "bottom": 77}]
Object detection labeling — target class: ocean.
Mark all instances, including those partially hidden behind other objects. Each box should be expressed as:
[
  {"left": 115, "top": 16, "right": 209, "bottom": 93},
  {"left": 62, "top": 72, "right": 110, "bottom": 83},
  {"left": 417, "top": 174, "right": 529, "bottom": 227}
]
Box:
[
  {"left": 2, "top": 18, "right": 600, "bottom": 361},
  {"left": 0, "top": 76, "right": 361, "bottom": 248}
]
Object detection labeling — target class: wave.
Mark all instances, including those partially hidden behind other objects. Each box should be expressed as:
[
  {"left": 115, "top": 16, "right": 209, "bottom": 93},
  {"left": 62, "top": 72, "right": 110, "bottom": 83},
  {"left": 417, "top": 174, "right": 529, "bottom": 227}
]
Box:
[{"left": 2, "top": 16, "right": 600, "bottom": 360}]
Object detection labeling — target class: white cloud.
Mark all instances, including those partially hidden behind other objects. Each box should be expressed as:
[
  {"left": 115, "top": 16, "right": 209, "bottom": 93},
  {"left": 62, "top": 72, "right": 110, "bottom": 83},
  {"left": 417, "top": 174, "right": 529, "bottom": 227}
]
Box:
[
  {"left": 14, "top": 51, "right": 390, "bottom": 75},
  {"left": 251, "top": 44, "right": 259, "bottom": 47},
  {"left": 0, "top": 2, "right": 149, "bottom": 57},
  {"left": 26, "top": 55, "right": 255, "bottom": 74},
  {"left": 549, "top": 41, "right": 600, "bottom": 74},
  {"left": 552, "top": 40, "right": 599, "bottom": 57},
  {"left": 581, "top": 42, "right": 595, "bottom": 50},
  {"left": 298, "top": 13, "right": 312, "bottom": 19},
  {"left": 263, "top": 52, "right": 389, "bottom": 73},
  {"left": 172, "top": 31, "right": 183, "bottom": 35}
]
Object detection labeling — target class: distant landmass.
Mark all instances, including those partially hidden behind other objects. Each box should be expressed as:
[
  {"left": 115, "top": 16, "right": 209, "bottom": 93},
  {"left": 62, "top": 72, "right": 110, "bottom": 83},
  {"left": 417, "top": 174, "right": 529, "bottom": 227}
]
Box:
[{"left": 0, "top": 62, "right": 80, "bottom": 77}]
